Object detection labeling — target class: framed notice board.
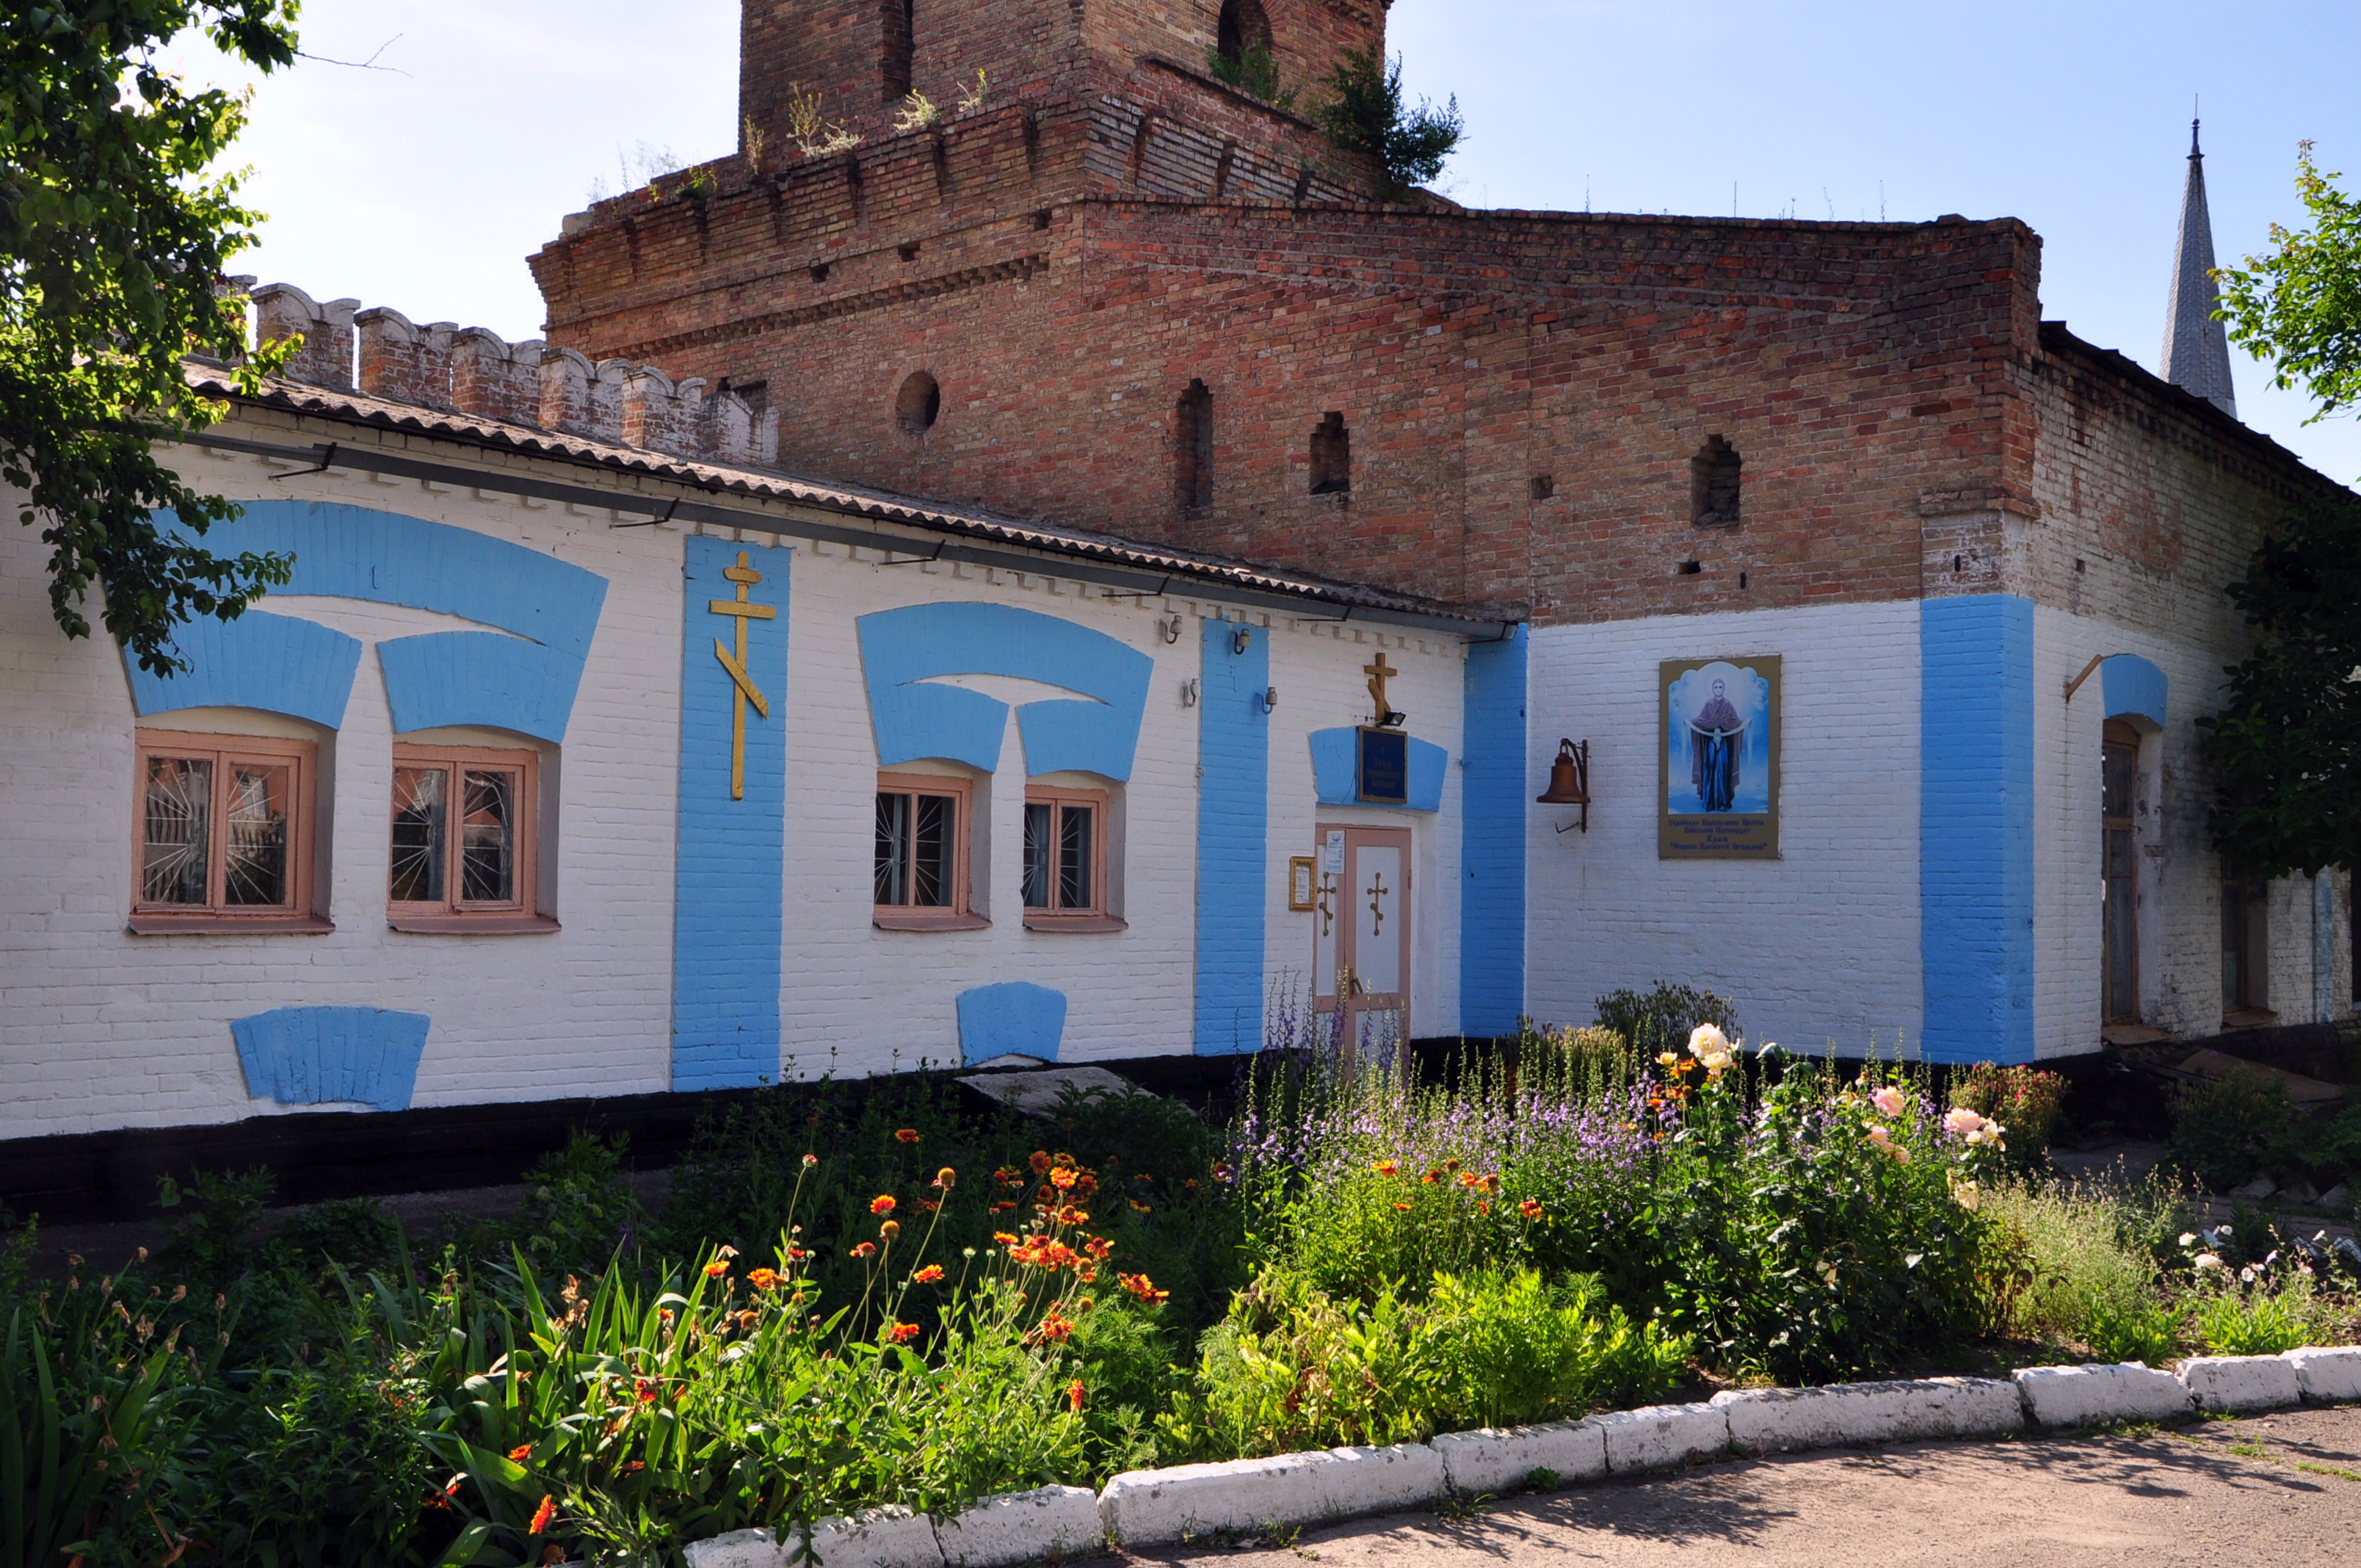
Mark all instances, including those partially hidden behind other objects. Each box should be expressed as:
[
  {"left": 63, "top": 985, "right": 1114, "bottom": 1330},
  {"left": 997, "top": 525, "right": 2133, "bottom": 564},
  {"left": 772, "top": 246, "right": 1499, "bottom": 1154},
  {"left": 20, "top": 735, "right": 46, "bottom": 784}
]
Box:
[{"left": 1356, "top": 726, "right": 1409, "bottom": 805}]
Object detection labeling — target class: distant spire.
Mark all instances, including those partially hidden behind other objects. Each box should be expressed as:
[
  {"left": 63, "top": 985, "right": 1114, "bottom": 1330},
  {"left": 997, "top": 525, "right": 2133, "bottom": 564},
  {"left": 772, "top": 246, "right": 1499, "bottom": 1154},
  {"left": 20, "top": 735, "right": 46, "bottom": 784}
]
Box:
[{"left": 2161, "top": 117, "right": 2238, "bottom": 418}]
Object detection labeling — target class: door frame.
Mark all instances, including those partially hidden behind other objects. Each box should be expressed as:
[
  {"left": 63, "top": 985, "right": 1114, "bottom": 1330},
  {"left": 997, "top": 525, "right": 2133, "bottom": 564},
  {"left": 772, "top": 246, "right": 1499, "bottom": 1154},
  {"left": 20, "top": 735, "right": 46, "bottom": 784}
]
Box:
[{"left": 1312, "top": 822, "right": 1413, "bottom": 1063}]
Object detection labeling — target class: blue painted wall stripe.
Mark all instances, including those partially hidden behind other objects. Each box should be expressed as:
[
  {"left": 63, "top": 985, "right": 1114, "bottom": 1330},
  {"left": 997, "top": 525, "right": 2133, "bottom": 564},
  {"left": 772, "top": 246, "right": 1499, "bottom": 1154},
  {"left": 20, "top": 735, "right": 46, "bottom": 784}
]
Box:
[
  {"left": 1307, "top": 727, "right": 1449, "bottom": 810},
  {"left": 672, "top": 536, "right": 790, "bottom": 1089},
  {"left": 127, "top": 611, "right": 363, "bottom": 730},
  {"left": 1921, "top": 595, "right": 2037, "bottom": 1064},
  {"left": 378, "top": 632, "right": 591, "bottom": 744},
  {"left": 1460, "top": 628, "right": 1528, "bottom": 1039},
  {"left": 1194, "top": 619, "right": 1270, "bottom": 1056}
]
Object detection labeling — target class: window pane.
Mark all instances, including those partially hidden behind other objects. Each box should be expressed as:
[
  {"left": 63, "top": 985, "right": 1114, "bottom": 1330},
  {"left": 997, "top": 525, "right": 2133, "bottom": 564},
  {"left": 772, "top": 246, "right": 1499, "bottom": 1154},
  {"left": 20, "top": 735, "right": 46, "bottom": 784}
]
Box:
[
  {"left": 460, "top": 770, "right": 516, "bottom": 903},
  {"left": 224, "top": 763, "right": 291, "bottom": 907},
  {"left": 2102, "top": 744, "right": 2136, "bottom": 821},
  {"left": 875, "top": 791, "right": 910, "bottom": 906},
  {"left": 142, "top": 756, "right": 212, "bottom": 905},
  {"left": 913, "top": 793, "right": 954, "bottom": 908},
  {"left": 1022, "top": 802, "right": 1053, "bottom": 909},
  {"left": 1059, "top": 805, "right": 1093, "bottom": 911},
  {"left": 391, "top": 766, "right": 447, "bottom": 903}
]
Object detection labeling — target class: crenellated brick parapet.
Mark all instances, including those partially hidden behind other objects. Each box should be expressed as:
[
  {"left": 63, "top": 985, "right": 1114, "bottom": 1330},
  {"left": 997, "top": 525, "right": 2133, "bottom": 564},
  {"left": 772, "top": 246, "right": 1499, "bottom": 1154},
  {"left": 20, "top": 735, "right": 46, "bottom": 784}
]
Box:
[{"left": 245, "top": 285, "right": 779, "bottom": 469}]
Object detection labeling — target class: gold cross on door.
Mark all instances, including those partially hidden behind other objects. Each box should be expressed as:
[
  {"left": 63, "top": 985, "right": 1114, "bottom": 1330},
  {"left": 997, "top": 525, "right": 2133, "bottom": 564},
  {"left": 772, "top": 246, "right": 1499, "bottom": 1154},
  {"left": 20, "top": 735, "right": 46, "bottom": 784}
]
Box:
[{"left": 709, "top": 551, "right": 776, "bottom": 800}]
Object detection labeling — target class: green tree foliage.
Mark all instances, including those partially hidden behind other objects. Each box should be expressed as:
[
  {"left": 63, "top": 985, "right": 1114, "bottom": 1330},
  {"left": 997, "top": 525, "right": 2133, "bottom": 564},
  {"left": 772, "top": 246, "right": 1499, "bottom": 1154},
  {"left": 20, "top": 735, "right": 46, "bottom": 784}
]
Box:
[
  {"left": 1, "top": 1, "right": 302, "bottom": 677},
  {"left": 1315, "top": 47, "right": 1462, "bottom": 203},
  {"left": 2217, "top": 143, "right": 2361, "bottom": 459},
  {"left": 2196, "top": 490, "right": 2361, "bottom": 879}
]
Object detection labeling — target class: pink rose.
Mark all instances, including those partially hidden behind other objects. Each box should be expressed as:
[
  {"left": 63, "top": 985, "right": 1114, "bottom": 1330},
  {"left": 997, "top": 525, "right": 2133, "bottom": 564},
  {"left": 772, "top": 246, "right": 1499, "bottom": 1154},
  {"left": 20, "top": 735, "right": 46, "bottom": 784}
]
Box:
[{"left": 1870, "top": 1086, "right": 1907, "bottom": 1118}]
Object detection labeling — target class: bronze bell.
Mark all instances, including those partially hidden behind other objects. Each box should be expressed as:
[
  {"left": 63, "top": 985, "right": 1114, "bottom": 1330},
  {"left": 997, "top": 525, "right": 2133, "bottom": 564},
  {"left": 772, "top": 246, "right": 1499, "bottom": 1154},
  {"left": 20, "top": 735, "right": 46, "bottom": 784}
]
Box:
[{"left": 1537, "top": 737, "right": 1590, "bottom": 832}]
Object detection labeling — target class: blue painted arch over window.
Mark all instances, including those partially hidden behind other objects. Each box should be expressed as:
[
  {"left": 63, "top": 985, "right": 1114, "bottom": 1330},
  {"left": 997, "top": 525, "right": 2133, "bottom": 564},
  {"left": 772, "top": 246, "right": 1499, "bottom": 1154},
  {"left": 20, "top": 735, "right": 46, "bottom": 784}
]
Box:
[
  {"left": 129, "top": 501, "right": 610, "bottom": 744},
  {"left": 855, "top": 603, "right": 1153, "bottom": 779},
  {"left": 2100, "top": 654, "right": 2167, "bottom": 729}
]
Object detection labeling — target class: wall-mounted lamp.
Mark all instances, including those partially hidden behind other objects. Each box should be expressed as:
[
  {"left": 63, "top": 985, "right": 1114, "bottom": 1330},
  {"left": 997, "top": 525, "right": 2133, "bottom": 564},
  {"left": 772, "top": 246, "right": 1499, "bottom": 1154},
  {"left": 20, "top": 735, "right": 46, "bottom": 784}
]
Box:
[
  {"left": 1261, "top": 686, "right": 1280, "bottom": 712},
  {"left": 1230, "top": 624, "right": 1253, "bottom": 656},
  {"left": 1374, "top": 708, "right": 1407, "bottom": 729},
  {"left": 1180, "top": 676, "right": 1200, "bottom": 708},
  {"left": 1537, "top": 736, "right": 1591, "bottom": 833},
  {"left": 1159, "top": 613, "right": 1183, "bottom": 645}
]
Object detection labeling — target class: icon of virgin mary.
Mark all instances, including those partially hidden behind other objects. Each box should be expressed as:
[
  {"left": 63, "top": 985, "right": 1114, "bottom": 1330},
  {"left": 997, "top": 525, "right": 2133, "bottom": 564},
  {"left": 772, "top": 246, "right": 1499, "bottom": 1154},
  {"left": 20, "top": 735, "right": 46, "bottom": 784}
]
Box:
[{"left": 1688, "top": 677, "right": 1747, "bottom": 813}]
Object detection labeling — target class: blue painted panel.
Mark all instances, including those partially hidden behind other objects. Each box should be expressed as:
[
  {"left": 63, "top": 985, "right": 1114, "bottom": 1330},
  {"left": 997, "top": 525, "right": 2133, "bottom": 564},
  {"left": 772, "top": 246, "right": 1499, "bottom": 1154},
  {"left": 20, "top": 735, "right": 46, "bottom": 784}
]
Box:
[
  {"left": 2100, "top": 654, "right": 2167, "bottom": 728},
  {"left": 856, "top": 602, "right": 1153, "bottom": 780},
  {"left": 127, "top": 611, "right": 362, "bottom": 730},
  {"left": 231, "top": 1006, "right": 430, "bottom": 1112},
  {"left": 673, "top": 536, "right": 791, "bottom": 1089},
  {"left": 1921, "top": 596, "right": 2037, "bottom": 1064},
  {"left": 1460, "top": 628, "right": 1528, "bottom": 1038},
  {"left": 1307, "top": 728, "right": 1447, "bottom": 810},
  {"left": 1194, "top": 619, "right": 1270, "bottom": 1055},
  {"left": 956, "top": 982, "right": 1068, "bottom": 1064},
  {"left": 186, "top": 500, "right": 609, "bottom": 660},
  {"left": 379, "top": 632, "right": 590, "bottom": 744}
]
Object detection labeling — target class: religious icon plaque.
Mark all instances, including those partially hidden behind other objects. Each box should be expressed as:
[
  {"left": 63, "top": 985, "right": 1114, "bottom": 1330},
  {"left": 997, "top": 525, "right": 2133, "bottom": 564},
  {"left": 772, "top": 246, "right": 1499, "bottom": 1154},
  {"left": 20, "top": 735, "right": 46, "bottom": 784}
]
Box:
[{"left": 1658, "top": 656, "right": 1780, "bottom": 860}]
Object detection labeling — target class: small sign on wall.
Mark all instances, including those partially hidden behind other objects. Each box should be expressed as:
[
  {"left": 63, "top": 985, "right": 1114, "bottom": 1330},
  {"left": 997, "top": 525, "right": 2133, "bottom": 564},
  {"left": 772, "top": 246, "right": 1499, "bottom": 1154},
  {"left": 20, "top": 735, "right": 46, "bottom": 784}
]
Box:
[
  {"left": 1660, "top": 656, "right": 1781, "bottom": 859},
  {"left": 1356, "top": 726, "right": 1409, "bottom": 805}
]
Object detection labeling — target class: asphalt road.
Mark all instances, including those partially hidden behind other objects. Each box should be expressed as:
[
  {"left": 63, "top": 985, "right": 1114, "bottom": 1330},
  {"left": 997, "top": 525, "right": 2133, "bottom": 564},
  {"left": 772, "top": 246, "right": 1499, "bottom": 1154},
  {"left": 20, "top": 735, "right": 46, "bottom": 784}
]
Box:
[{"left": 1123, "top": 1406, "right": 2361, "bottom": 1568}]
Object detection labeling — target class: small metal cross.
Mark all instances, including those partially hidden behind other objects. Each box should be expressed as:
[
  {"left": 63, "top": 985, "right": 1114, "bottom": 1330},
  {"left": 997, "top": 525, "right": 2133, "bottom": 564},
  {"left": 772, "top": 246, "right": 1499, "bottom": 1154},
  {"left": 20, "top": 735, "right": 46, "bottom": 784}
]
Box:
[{"left": 708, "top": 551, "right": 776, "bottom": 801}]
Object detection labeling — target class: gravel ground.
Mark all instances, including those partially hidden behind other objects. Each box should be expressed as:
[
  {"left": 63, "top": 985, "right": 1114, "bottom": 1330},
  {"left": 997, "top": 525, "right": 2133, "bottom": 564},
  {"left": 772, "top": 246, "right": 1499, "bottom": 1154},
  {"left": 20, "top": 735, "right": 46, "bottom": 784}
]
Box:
[{"left": 1124, "top": 1406, "right": 2361, "bottom": 1568}]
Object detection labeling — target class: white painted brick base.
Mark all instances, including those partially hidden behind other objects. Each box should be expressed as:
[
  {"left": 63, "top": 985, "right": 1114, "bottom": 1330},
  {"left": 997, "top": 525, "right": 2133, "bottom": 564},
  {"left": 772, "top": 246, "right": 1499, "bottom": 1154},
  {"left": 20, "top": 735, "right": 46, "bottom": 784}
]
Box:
[
  {"left": 1431, "top": 1419, "right": 1609, "bottom": 1495},
  {"left": 2283, "top": 1346, "right": 2361, "bottom": 1403},
  {"left": 679, "top": 1509, "right": 943, "bottom": 1568},
  {"left": 2014, "top": 1363, "right": 2194, "bottom": 1428},
  {"left": 934, "top": 1485, "right": 1101, "bottom": 1567},
  {"left": 1594, "top": 1402, "right": 1731, "bottom": 1472},
  {"left": 1099, "top": 1443, "right": 1446, "bottom": 1547}
]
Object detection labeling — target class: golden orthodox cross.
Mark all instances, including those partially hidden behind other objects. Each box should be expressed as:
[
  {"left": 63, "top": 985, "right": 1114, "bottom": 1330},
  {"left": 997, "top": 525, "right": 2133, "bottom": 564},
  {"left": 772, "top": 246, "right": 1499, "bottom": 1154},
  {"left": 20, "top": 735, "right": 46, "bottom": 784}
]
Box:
[
  {"left": 1366, "top": 870, "right": 1389, "bottom": 935},
  {"left": 709, "top": 551, "right": 775, "bottom": 801},
  {"left": 1364, "top": 652, "right": 1399, "bottom": 721}
]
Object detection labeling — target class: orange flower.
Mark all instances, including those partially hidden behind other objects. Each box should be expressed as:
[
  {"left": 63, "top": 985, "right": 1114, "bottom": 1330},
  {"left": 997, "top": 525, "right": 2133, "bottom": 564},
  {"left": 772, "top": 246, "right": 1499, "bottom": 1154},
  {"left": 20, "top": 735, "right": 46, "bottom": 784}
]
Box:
[
  {"left": 1422, "top": 1169, "right": 1443, "bottom": 1186},
  {"left": 509, "top": 1443, "right": 534, "bottom": 1462},
  {"left": 1051, "top": 1166, "right": 1078, "bottom": 1189},
  {"left": 529, "top": 1495, "right": 557, "bottom": 1535},
  {"left": 1037, "top": 1313, "right": 1075, "bottom": 1343},
  {"left": 1517, "top": 1198, "right": 1545, "bottom": 1219},
  {"left": 703, "top": 1260, "right": 730, "bottom": 1277},
  {"left": 993, "top": 1231, "right": 1019, "bottom": 1246},
  {"left": 852, "top": 1241, "right": 877, "bottom": 1259},
  {"left": 880, "top": 1220, "right": 902, "bottom": 1242},
  {"left": 1373, "top": 1160, "right": 1401, "bottom": 1177},
  {"left": 748, "top": 1268, "right": 780, "bottom": 1291},
  {"left": 871, "top": 1194, "right": 897, "bottom": 1215},
  {"left": 1476, "top": 1200, "right": 1492, "bottom": 1216},
  {"left": 1084, "top": 1236, "right": 1114, "bottom": 1260},
  {"left": 914, "top": 1265, "right": 946, "bottom": 1284},
  {"left": 888, "top": 1321, "right": 922, "bottom": 1343},
  {"left": 1030, "top": 1151, "right": 1053, "bottom": 1173},
  {"left": 1130, "top": 1200, "right": 1153, "bottom": 1213},
  {"left": 896, "top": 1128, "right": 921, "bottom": 1143},
  {"left": 1393, "top": 1201, "right": 1415, "bottom": 1211},
  {"left": 1053, "top": 1153, "right": 1077, "bottom": 1170},
  {"left": 1457, "top": 1171, "right": 1481, "bottom": 1188},
  {"left": 1068, "top": 1379, "right": 1087, "bottom": 1412},
  {"left": 1117, "top": 1272, "right": 1170, "bottom": 1306},
  {"left": 635, "top": 1379, "right": 659, "bottom": 1404},
  {"left": 933, "top": 1166, "right": 957, "bottom": 1188},
  {"left": 917, "top": 1198, "right": 941, "bottom": 1213}
]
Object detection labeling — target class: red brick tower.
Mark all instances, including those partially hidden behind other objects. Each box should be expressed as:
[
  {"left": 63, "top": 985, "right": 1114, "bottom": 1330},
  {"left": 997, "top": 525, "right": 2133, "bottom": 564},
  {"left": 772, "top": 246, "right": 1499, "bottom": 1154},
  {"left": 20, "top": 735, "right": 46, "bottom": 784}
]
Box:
[{"left": 534, "top": 0, "right": 2059, "bottom": 621}]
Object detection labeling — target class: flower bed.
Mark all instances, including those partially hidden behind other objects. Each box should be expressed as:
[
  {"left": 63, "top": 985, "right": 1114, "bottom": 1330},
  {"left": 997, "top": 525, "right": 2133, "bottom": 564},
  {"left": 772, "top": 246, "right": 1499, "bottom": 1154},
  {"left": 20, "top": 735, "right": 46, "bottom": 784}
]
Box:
[{"left": 5, "top": 1004, "right": 2358, "bottom": 1566}]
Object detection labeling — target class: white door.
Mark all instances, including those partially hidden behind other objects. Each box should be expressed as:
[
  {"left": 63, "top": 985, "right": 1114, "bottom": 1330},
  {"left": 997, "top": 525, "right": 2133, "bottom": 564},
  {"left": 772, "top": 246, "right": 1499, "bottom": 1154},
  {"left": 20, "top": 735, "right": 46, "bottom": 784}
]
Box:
[{"left": 1313, "top": 824, "right": 1412, "bottom": 1064}]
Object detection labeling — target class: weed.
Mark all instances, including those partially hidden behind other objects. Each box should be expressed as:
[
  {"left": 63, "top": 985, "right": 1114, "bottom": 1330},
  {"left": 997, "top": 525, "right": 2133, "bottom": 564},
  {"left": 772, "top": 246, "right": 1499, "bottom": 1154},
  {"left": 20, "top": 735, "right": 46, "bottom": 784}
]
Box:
[{"left": 2297, "top": 1461, "right": 2361, "bottom": 1481}]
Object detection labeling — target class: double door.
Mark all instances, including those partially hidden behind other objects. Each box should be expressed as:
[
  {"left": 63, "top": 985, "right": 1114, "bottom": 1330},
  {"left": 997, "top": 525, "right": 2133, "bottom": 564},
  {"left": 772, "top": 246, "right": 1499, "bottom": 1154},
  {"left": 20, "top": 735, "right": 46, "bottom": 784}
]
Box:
[{"left": 1312, "top": 824, "right": 1412, "bottom": 1061}]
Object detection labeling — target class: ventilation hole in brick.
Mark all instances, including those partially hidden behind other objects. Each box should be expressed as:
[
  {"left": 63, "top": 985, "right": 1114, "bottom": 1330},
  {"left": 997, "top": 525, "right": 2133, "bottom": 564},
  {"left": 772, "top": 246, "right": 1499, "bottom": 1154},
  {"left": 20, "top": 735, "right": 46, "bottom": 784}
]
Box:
[
  {"left": 895, "top": 371, "right": 940, "bottom": 435},
  {"left": 1308, "top": 412, "right": 1351, "bottom": 496},
  {"left": 1740, "top": 571, "right": 1749, "bottom": 589},
  {"left": 881, "top": 0, "right": 914, "bottom": 103},
  {"left": 1177, "top": 380, "right": 1215, "bottom": 510},
  {"left": 2075, "top": 558, "right": 2087, "bottom": 573},
  {"left": 1678, "top": 560, "right": 1703, "bottom": 576},
  {"left": 1529, "top": 474, "right": 1554, "bottom": 501},
  {"left": 1954, "top": 554, "right": 1963, "bottom": 573},
  {"left": 1690, "top": 434, "right": 1741, "bottom": 526},
  {"left": 1033, "top": 209, "right": 1053, "bottom": 231},
  {"left": 898, "top": 242, "right": 921, "bottom": 262},
  {"left": 810, "top": 263, "right": 831, "bottom": 283}
]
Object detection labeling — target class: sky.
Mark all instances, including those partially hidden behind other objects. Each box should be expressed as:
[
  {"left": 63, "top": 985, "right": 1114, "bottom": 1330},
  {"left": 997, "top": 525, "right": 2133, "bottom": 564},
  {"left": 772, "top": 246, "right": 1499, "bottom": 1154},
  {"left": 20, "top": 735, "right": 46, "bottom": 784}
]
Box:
[{"left": 182, "top": 0, "right": 2361, "bottom": 486}]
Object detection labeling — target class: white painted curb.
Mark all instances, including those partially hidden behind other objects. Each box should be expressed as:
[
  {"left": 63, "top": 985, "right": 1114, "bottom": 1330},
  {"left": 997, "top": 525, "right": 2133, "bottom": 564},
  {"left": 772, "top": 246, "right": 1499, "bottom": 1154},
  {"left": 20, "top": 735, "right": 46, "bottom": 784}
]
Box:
[
  {"left": 678, "top": 1508, "right": 945, "bottom": 1568},
  {"left": 1712, "top": 1376, "right": 2023, "bottom": 1454},
  {"left": 2014, "top": 1362, "right": 2194, "bottom": 1428},
  {"left": 1100, "top": 1442, "right": 1446, "bottom": 1547},
  {"left": 935, "top": 1484, "right": 1101, "bottom": 1567},
  {"left": 2283, "top": 1346, "right": 2361, "bottom": 1403},
  {"left": 1594, "top": 1401, "right": 1730, "bottom": 1472},
  {"left": 1431, "top": 1418, "right": 1609, "bottom": 1495},
  {"left": 2180, "top": 1354, "right": 2304, "bottom": 1414}
]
